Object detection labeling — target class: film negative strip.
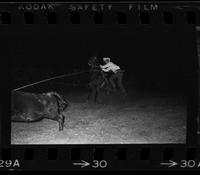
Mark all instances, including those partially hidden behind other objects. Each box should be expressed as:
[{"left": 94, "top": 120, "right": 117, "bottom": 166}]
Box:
[{"left": 0, "top": 1, "right": 200, "bottom": 171}]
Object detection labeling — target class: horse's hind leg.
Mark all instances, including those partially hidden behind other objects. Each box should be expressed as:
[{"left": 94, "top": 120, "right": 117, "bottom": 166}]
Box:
[
  {"left": 58, "top": 114, "right": 65, "bottom": 131},
  {"left": 51, "top": 114, "right": 65, "bottom": 131},
  {"left": 62, "top": 114, "right": 65, "bottom": 129},
  {"left": 106, "top": 84, "right": 112, "bottom": 95}
]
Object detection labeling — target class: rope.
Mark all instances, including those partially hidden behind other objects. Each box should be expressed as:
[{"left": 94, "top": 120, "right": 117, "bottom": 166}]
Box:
[{"left": 12, "top": 70, "right": 89, "bottom": 92}]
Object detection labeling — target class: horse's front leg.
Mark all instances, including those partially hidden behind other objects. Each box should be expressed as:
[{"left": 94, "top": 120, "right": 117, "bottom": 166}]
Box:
[
  {"left": 87, "top": 83, "right": 92, "bottom": 102},
  {"left": 88, "top": 84, "right": 96, "bottom": 102},
  {"left": 94, "top": 86, "right": 100, "bottom": 103}
]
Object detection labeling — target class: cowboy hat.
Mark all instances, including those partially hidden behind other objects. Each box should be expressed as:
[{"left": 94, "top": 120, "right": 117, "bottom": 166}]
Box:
[{"left": 103, "top": 57, "right": 111, "bottom": 62}]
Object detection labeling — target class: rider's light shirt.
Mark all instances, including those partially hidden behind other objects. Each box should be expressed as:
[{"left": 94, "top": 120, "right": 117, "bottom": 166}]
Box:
[{"left": 100, "top": 62, "right": 120, "bottom": 73}]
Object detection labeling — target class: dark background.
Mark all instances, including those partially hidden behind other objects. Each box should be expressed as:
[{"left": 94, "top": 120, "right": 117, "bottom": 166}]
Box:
[
  {"left": 1, "top": 25, "right": 198, "bottom": 94},
  {"left": 0, "top": 23, "right": 198, "bottom": 146}
]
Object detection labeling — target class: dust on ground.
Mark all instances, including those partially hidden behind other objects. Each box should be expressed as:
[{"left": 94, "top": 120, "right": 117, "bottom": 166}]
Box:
[{"left": 11, "top": 92, "right": 186, "bottom": 144}]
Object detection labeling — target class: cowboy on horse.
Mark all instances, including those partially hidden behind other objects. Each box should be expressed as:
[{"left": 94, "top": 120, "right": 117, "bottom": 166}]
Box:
[
  {"left": 100, "top": 57, "right": 127, "bottom": 97},
  {"left": 87, "top": 56, "right": 112, "bottom": 102}
]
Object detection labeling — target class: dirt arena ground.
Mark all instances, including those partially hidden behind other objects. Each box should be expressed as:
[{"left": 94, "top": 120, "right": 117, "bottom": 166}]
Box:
[{"left": 11, "top": 89, "right": 187, "bottom": 144}]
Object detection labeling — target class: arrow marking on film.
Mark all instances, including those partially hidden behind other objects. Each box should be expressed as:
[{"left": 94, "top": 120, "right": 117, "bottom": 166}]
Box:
[
  {"left": 73, "top": 160, "right": 90, "bottom": 168},
  {"left": 160, "top": 160, "right": 178, "bottom": 168}
]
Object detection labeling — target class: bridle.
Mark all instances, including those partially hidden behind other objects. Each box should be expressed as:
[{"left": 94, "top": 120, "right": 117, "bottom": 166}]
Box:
[{"left": 88, "top": 58, "right": 107, "bottom": 81}]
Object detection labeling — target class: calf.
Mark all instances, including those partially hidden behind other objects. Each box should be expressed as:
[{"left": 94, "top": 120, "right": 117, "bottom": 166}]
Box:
[{"left": 11, "top": 91, "right": 68, "bottom": 131}]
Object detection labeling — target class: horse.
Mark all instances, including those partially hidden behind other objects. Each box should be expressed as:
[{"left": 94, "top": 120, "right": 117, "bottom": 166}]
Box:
[{"left": 87, "top": 57, "right": 112, "bottom": 102}]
